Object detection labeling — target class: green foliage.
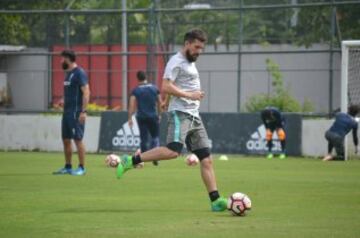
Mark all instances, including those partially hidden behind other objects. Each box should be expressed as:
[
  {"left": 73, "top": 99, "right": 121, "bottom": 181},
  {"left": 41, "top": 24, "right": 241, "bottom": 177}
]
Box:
[
  {"left": 294, "top": 6, "right": 332, "bottom": 47},
  {"left": 245, "top": 58, "right": 314, "bottom": 113},
  {"left": 1, "top": 1, "right": 359, "bottom": 47},
  {"left": 302, "top": 98, "right": 315, "bottom": 113},
  {"left": 0, "top": 14, "right": 30, "bottom": 45}
]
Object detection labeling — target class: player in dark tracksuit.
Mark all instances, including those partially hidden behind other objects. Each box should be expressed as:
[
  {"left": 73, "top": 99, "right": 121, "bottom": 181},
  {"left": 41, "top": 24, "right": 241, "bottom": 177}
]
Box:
[
  {"left": 53, "top": 50, "right": 90, "bottom": 175},
  {"left": 323, "top": 105, "right": 359, "bottom": 161},
  {"left": 128, "top": 71, "right": 162, "bottom": 166},
  {"left": 261, "top": 107, "right": 286, "bottom": 159}
]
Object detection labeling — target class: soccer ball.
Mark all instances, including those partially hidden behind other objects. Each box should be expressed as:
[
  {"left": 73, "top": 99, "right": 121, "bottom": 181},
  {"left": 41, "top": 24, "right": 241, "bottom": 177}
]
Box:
[
  {"left": 227, "top": 192, "right": 252, "bottom": 216},
  {"left": 185, "top": 154, "right": 199, "bottom": 166},
  {"left": 105, "top": 154, "right": 120, "bottom": 168}
]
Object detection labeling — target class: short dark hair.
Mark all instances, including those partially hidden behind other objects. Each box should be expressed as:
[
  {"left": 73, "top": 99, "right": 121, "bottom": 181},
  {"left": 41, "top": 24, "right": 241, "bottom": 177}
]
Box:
[
  {"left": 184, "top": 29, "right": 207, "bottom": 43},
  {"left": 61, "top": 49, "right": 76, "bottom": 62},
  {"left": 262, "top": 108, "right": 272, "bottom": 118},
  {"left": 348, "top": 105, "right": 360, "bottom": 116},
  {"left": 136, "top": 71, "right": 146, "bottom": 81}
]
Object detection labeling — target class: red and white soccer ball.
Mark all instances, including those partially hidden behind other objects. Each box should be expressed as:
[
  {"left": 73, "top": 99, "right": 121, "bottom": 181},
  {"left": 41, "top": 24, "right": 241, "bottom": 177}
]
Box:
[
  {"left": 185, "top": 154, "right": 199, "bottom": 166},
  {"left": 105, "top": 154, "right": 120, "bottom": 168},
  {"left": 227, "top": 192, "right": 252, "bottom": 216}
]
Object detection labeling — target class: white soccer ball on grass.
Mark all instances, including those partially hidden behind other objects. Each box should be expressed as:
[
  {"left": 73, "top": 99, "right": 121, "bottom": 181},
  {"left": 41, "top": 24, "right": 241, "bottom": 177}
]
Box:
[
  {"left": 227, "top": 192, "right": 252, "bottom": 216},
  {"left": 105, "top": 154, "right": 120, "bottom": 168}
]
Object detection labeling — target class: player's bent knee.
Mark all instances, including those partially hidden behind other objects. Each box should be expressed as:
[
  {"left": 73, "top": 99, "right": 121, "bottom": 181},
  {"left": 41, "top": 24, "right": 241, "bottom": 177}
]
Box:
[
  {"left": 166, "top": 142, "right": 183, "bottom": 157},
  {"left": 277, "top": 129, "right": 286, "bottom": 141},
  {"left": 193, "top": 147, "right": 210, "bottom": 161},
  {"left": 266, "top": 129, "right": 273, "bottom": 141}
]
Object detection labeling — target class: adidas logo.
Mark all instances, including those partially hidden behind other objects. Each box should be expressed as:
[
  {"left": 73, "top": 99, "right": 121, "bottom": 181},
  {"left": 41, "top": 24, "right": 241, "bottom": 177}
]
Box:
[
  {"left": 112, "top": 115, "right": 140, "bottom": 149},
  {"left": 246, "top": 125, "right": 281, "bottom": 152}
]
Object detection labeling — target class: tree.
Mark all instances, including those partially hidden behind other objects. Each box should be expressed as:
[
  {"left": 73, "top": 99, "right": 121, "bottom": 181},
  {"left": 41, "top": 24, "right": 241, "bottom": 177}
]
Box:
[
  {"left": 0, "top": 0, "right": 359, "bottom": 47},
  {"left": 0, "top": 14, "right": 30, "bottom": 45}
]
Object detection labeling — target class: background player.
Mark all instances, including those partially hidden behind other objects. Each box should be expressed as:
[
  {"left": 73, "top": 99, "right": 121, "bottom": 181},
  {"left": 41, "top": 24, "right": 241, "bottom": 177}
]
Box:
[
  {"left": 323, "top": 105, "right": 359, "bottom": 161},
  {"left": 261, "top": 107, "right": 286, "bottom": 159},
  {"left": 128, "top": 70, "right": 162, "bottom": 166},
  {"left": 116, "top": 29, "right": 228, "bottom": 212},
  {"left": 53, "top": 50, "right": 90, "bottom": 175}
]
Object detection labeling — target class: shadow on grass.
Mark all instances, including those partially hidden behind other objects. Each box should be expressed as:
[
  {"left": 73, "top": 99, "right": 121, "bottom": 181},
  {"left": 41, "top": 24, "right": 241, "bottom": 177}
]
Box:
[
  {"left": 0, "top": 173, "right": 50, "bottom": 177},
  {"left": 55, "top": 207, "right": 208, "bottom": 214}
]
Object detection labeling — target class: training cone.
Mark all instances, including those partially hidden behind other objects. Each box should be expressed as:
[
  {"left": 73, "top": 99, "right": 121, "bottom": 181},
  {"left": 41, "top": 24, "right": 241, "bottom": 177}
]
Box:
[{"left": 218, "top": 155, "right": 229, "bottom": 161}]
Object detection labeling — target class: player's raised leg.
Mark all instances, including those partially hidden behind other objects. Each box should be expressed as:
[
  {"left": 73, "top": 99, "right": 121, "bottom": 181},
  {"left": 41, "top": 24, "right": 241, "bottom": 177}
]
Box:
[{"left": 116, "top": 111, "right": 186, "bottom": 178}]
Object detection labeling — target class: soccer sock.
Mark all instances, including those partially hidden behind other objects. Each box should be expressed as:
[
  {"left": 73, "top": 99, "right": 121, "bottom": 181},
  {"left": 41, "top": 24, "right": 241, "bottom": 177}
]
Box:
[
  {"left": 132, "top": 155, "right": 142, "bottom": 166},
  {"left": 79, "top": 164, "right": 84, "bottom": 169},
  {"left": 209, "top": 190, "right": 220, "bottom": 202},
  {"left": 328, "top": 143, "right": 333, "bottom": 154},
  {"left": 65, "top": 164, "right": 72, "bottom": 169},
  {"left": 280, "top": 140, "right": 286, "bottom": 153},
  {"left": 267, "top": 140, "right": 273, "bottom": 153}
]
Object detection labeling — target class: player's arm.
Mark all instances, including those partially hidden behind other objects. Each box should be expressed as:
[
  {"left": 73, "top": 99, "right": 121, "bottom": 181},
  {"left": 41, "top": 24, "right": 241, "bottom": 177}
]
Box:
[
  {"left": 162, "top": 79, "right": 204, "bottom": 101},
  {"left": 112, "top": 105, "right": 121, "bottom": 111},
  {"left": 79, "top": 84, "right": 90, "bottom": 124},
  {"left": 128, "top": 95, "right": 137, "bottom": 127},
  {"left": 54, "top": 97, "right": 64, "bottom": 109},
  {"left": 157, "top": 94, "right": 163, "bottom": 114},
  {"left": 81, "top": 84, "right": 90, "bottom": 111},
  {"left": 161, "top": 93, "right": 171, "bottom": 112}
]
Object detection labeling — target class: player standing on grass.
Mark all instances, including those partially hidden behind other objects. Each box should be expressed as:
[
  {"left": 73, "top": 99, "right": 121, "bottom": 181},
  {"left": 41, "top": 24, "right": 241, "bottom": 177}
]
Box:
[
  {"left": 261, "top": 107, "right": 286, "bottom": 159},
  {"left": 128, "top": 71, "right": 162, "bottom": 166},
  {"left": 323, "top": 105, "right": 359, "bottom": 161},
  {"left": 116, "top": 29, "right": 228, "bottom": 212},
  {"left": 53, "top": 50, "right": 90, "bottom": 176}
]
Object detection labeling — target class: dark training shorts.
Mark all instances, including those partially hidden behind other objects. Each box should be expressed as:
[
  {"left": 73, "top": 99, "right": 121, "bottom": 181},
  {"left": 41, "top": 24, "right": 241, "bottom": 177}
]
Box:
[{"left": 62, "top": 112, "right": 85, "bottom": 140}]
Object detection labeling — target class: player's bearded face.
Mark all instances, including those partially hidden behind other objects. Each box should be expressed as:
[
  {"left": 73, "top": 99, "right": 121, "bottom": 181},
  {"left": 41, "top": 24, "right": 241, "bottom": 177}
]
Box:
[
  {"left": 185, "top": 49, "right": 199, "bottom": 62},
  {"left": 185, "top": 40, "right": 204, "bottom": 62},
  {"left": 61, "top": 58, "right": 70, "bottom": 70}
]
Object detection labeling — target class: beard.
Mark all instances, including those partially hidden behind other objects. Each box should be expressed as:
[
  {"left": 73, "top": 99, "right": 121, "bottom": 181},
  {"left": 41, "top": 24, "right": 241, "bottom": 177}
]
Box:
[
  {"left": 62, "top": 62, "right": 69, "bottom": 70},
  {"left": 185, "top": 50, "right": 199, "bottom": 63}
]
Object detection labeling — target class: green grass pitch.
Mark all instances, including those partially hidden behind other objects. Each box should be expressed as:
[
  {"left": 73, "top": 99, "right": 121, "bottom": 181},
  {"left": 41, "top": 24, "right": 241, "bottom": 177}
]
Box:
[{"left": 0, "top": 152, "right": 360, "bottom": 238}]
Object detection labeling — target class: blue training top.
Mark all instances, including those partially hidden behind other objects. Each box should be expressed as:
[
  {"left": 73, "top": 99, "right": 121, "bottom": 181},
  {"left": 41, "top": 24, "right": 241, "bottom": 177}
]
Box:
[
  {"left": 330, "top": 112, "right": 358, "bottom": 138},
  {"left": 131, "top": 83, "right": 159, "bottom": 118},
  {"left": 261, "top": 107, "right": 285, "bottom": 129},
  {"left": 63, "top": 67, "right": 88, "bottom": 114}
]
